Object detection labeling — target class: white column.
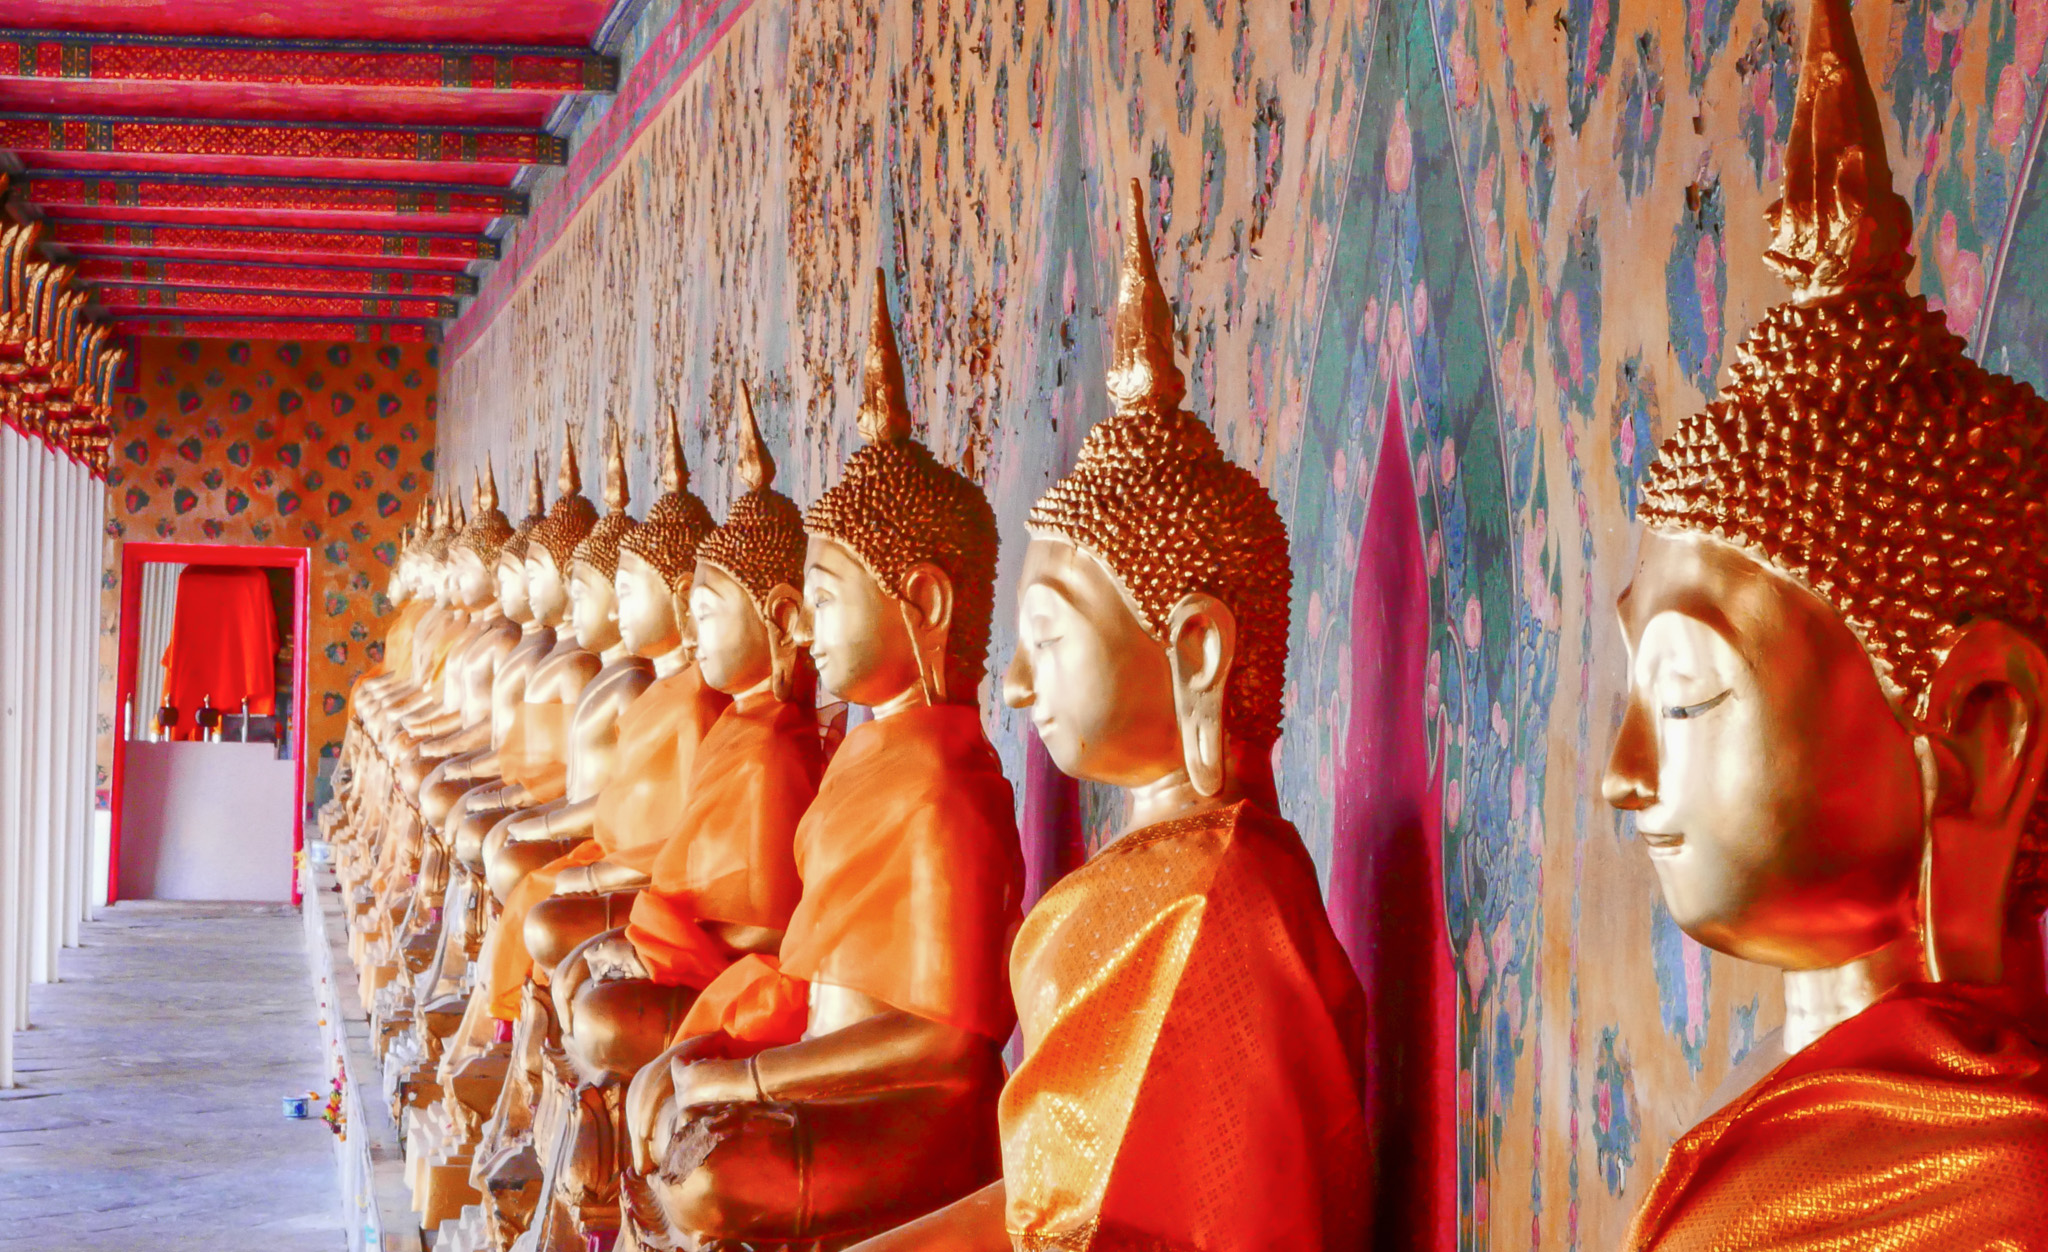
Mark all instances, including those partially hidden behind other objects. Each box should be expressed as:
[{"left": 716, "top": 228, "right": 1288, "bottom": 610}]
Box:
[
  {"left": 58, "top": 456, "right": 83, "bottom": 949},
  {"left": 25, "top": 443, "right": 51, "bottom": 990},
  {"left": 0, "top": 425, "right": 19, "bottom": 1087},
  {"left": 74, "top": 462, "right": 100, "bottom": 929}
]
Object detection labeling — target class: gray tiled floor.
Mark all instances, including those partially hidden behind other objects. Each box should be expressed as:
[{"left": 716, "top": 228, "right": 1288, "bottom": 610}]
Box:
[{"left": 0, "top": 902, "right": 344, "bottom": 1251}]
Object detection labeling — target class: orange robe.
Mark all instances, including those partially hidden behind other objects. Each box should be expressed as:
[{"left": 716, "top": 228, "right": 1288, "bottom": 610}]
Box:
[
  {"left": 676, "top": 702, "right": 1024, "bottom": 1048},
  {"left": 621, "top": 691, "right": 820, "bottom": 990},
  {"left": 998, "top": 800, "right": 1369, "bottom": 1250},
  {"left": 481, "top": 664, "right": 732, "bottom": 1019},
  {"left": 1627, "top": 982, "right": 2048, "bottom": 1250},
  {"left": 498, "top": 698, "right": 572, "bottom": 797}
]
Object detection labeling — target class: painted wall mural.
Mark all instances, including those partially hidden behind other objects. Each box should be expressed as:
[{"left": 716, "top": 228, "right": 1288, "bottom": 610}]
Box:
[
  {"left": 430, "top": 0, "right": 2048, "bottom": 1245},
  {"left": 94, "top": 337, "right": 439, "bottom": 801}
]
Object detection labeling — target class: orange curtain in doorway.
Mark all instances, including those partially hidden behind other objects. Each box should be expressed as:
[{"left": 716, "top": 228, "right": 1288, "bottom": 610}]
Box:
[{"left": 162, "top": 566, "right": 280, "bottom": 740}]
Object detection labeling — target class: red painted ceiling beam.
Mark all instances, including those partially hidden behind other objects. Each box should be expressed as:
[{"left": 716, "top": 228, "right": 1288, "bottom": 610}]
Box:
[
  {"left": 49, "top": 218, "right": 496, "bottom": 262},
  {"left": 111, "top": 316, "right": 436, "bottom": 343},
  {"left": 0, "top": 113, "right": 565, "bottom": 165},
  {"left": 74, "top": 256, "right": 475, "bottom": 296},
  {"left": 93, "top": 285, "right": 456, "bottom": 320},
  {"left": 24, "top": 172, "right": 525, "bottom": 218},
  {"left": 0, "top": 31, "right": 616, "bottom": 93}
]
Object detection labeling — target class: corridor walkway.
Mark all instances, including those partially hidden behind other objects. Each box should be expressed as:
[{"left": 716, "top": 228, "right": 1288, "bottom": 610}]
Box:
[{"left": 0, "top": 902, "right": 343, "bottom": 1251}]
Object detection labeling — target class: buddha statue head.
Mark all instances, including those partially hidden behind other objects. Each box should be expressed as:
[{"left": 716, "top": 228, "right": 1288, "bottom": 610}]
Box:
[
  {"left": 801, "top": 274, "right": 999, "bottom": 713},
  {"left": 566, "top": 417, "right": 637, "bottom": 654},
  {"left": 1602, "top": 0, "right": 2048, "bottom": 990},
  {"left": 691, "top": 380, "right": 811, "bottom": 701},
  {"left": 452, "top": 463, "right": 515, "bottom": 613},
  {"left": 496, "top": 452, "right": 549, "bottom": 626},
  {"left": 1005, "top": 180, "right": 1291, "bottom": 803},
  {"left": 617, "top": 403, "right": 717, "bottom": 660},
  {"left": 526, "top": 428, "right": 600, "bottom": 630},
  {"left": 388, "top": 510, "right": 421, "bottom": 609},
  {"left": 418, "top": 496, "right": 459, "bottom": 608}
]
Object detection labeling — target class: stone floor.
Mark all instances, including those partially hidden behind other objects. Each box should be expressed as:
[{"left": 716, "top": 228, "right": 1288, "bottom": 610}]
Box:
[{"left": 0, "top": 902, "right": 344, "bottom": 1251}]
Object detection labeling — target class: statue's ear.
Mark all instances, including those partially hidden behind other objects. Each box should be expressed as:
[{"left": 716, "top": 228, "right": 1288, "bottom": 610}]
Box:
[
  {"left": 1165, "top": 592, "right": 1236, "bottom": 798},
  {"left": 671, "top": 577, "right": 697, "bottom": 654},
  {"left": 763, "top": 583, "right": 807, "bottom": 704},
  {"left": 1918, "top": 619, "right": 2048, "bottom": 983},
  {"left": 896, "top": 561, "right": 955, "bottom": 704}
]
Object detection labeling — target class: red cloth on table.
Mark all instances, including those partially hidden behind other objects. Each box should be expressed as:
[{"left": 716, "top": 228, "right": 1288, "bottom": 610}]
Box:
[{"left": 162, "top": 565, "right": 279, "bottom": 740}]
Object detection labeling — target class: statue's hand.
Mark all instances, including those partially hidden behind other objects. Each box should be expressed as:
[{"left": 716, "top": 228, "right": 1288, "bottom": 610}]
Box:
[
  {"left": 582, "top": 934, "right": 650, "bottom": 983},
  {"left": 626, "top": 1040, "right": 686, "bottom": 1174},
  {"left": 555, "top": 865, "right": 595, "bottom": 896},
  {"left": 672, "top": 1055, "right": 755, "bottom": 1112}
]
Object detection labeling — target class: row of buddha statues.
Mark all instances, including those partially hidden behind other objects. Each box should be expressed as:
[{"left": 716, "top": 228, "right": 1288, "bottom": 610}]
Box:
[
  {"left": 0, "top": 174, "right": 122, "bottom": 472},
  {"left": 321, "top": 3, "right": 2048, "bottom": 1246}
]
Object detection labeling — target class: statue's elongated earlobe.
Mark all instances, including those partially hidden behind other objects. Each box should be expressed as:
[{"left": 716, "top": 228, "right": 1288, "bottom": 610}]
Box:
[{"left": 1166, "top": 593, "right": 1236, "bottom": 798}]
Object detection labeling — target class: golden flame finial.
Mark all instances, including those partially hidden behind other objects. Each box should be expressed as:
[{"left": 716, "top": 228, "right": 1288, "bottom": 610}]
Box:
[
  {"left": 557, "top": 426, "right": 583, "bottom": 496},
  {"left": 659, "top": 402, "right": 687, "bottom": 493},
  {"left": 527, "top": 449, "right": 546, "bottom": 516},
  {"left": 1762, "top": 0, "right": 1915, "bottom": 300},
  {"left": 737, "top": 380, "right": 776, "bottom": 493},
  {"left": 477, "top": 461, "right": 500, "bottom": 513},
  {"left": 1106, "top": 178, "right": 1188, "bottom": 417},
  {"left": 856, "top": 270, "right": 914, "bottom": 444},
  {"left": 601, "top": 413, "right": 630, "bottom": 512}
]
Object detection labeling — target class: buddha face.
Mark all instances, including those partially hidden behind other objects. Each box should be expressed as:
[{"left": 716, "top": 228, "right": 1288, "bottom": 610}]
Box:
[
  {"left": 689, "top": 560, "right": 772, "bottom": 695},
  {"left": 525, "top": 551, "right": 569, "bottom": 625},
  {"left": 802, "top": 536, "right": 920, "bottom": 706},
  {"left": 388, "top": 556, "right": 415, "bottom": 607},
  {"left": 569, "top": 560, "right": 622, "bottom": 652},
  {"left": 496, "top": 552, "right": 531, "bottom": 623},
  {"left": 1602, "top": 530, "right": 1925, "bottom": 970},
  {"left": 450, "top": 548, "right": 494, "bottom": 610},
  {"left": 1005, "top": 536, "right": 1181, "bottom": 786},
  {"left": 615, "top": 549, "right": 681, "bottom": 658}
]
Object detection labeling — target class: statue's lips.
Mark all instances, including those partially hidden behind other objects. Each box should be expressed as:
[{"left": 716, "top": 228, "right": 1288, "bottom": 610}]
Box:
[{"left": 1640, "top": 827, "right": 1685, "bottom": 853}]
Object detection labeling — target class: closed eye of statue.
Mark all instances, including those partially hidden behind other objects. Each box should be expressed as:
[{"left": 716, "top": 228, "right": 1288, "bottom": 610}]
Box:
[{"left": 1662, "top": 689, "right": 1732, "bottom": 721}]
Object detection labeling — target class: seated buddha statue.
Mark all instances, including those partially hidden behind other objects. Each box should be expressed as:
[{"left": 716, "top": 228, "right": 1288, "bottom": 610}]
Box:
[
  {"left": 510, "top": 404, "right": 728, "bottom": 998},
  {"left": 617, "top": 277, "right": 1023, "bottom": 1250},
  {"left": 853, "top": 184, "right": 1369, "bottom": 1251},
  {"left": 1601, "top": 4, "right": 2048, "bottom": 1246},
  {"left": 526, "top": 382, "right": 823, "bottom": 1245},
  {"left": 479, "top": 419, "right": 653, "bottom": 993},
  {"left": 477, "top": 413, "right": 723, "bottom": 1025},
  {"left": 325, "top": 512, "right": 431, "bottom": 833},
  {"left": 366, "top": 475, "right": 521, "bottom": 1034}
]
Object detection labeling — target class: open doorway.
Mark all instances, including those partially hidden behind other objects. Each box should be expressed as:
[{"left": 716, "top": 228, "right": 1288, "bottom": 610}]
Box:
[{"left": 111, "top": 542, "right": 310, "bottom": 906}]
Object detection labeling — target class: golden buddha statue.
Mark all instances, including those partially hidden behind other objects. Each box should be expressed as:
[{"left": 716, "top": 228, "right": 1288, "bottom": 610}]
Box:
[
  {"left": 400, "top": 463, "right": 567, "bottom": 1230},
  {"left": 475, "top": 411, "right": 724, "bottom": 1028},
  {"left": 853, "top": 184, "right": 1369, "bottom": 1251},
  {"left": 528, "top": 381, "right": 824, "bottom": 1247},
  {"left": 517, "top": 404, "right": 728, "bottom": 985},
  {"left": 617, "top": 277, "right": 1023, "bottom": 1250},
  {"left": 1601, "top": 3, "right": 2048, "bottom": 1246}
]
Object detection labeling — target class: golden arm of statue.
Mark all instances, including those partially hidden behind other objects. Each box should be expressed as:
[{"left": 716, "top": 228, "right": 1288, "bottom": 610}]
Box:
[
  {"left": 841, "top": 1181, "right": 1009, "bottom": 1252},
  {"left": 504, "top": 796, "right": 596, "bottom": 844},
  {"left": 420, "top": 720, "right": 491, "bottom": 759},
  {"left": 400, "top": 706, "right": 465, "bottom": 740},
  {"left": 553, "top": 858, "right": 651, "bottom": 896}
]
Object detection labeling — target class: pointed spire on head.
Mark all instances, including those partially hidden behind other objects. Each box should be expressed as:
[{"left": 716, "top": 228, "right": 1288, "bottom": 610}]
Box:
[
  {"left": 737, "top": 380, "right": 776, "bottom": 493},
  {"left": 452, "top": 496, "right": 468, "bottom": 529},
  {"left": 857, "top": 270, "right": 914, "bottom": 445},
  {"left": 601, "top": 413, "right": 630, "bottom": 513},
  {"left": 527, "top": 449, "right": 546, "bottom": 516},
  {"left": 479, "top": 459, "right": 499, "bottom": 513},
  {"left": 1106, "top": 179, "right": 1188, "bottom": 418},
  {"left": 557, "top": 425, "right": 583, "bottom": 496},
  {"left": 658, "top": 403, "right": 687, "bottom": 493},
  {"left": 1762, "top": 0, "right": 1914, "bottom": 300}
]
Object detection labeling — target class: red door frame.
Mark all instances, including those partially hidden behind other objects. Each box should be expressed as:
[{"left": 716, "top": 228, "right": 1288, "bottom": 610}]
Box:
[{"left": 111, "top": 541, "right": 312, "bottom": 906}]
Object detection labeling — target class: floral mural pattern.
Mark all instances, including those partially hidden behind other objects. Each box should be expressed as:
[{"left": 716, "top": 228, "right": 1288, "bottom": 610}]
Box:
[{"left": 95, "top": 337, "right": 439, "bottom": 800}]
